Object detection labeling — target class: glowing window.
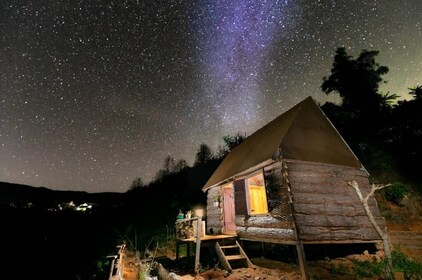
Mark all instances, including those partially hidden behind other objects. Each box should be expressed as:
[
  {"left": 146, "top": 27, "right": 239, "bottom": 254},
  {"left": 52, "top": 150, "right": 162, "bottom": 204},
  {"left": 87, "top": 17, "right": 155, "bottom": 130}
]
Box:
[{"left": 247, "top": 173, "right": 268, "bottom": 215}]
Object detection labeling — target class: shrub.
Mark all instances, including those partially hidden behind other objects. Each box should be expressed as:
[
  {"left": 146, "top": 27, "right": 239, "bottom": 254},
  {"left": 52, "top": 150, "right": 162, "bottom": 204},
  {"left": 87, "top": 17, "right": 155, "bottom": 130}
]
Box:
[
  {"left": 385, "top": 182, "right": 408, "bottom": 205},
  {"left": 392, "top": 251, "right": 422, "bottom": 279},
  {"left": 352, "top": 259, "right": 384, "bottom": 278}
]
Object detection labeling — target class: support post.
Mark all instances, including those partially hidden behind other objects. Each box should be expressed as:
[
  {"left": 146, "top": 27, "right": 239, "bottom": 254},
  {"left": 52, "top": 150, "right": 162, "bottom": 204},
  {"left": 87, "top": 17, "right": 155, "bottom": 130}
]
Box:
[
  {"left": 194, "top": 217, "right": 202, "bottom": 274},
  {"left": 296, "top": 242, "right": 309, "bottom": 280}
]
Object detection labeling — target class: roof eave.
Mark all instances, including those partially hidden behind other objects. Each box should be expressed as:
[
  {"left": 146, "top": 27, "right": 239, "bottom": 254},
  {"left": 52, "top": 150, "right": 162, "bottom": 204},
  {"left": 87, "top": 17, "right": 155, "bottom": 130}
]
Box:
[{"left": 202, "top": 158, "right": 276, "bottom": 192}]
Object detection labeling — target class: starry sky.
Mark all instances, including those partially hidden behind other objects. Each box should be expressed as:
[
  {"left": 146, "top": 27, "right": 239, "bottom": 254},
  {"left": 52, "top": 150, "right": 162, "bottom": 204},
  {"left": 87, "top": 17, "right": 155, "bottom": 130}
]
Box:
[{"left": 1, "top": 0, "right": 421, "bottom": 192}]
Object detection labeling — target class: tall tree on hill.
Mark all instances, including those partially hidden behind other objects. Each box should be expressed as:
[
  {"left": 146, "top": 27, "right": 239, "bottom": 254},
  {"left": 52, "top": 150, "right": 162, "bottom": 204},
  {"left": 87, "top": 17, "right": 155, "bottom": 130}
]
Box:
[
  {"left": 194, "top": 143, "right": 213, "bottom": 165},
  {"left": 321, "top": 47, "right": 393, "bottom": 143},
  {"left": 386, "top": 85, "right": 422, "bottom": 177},
  {"left": 322, "top": 47, "right": 390, "bottom": 116}
]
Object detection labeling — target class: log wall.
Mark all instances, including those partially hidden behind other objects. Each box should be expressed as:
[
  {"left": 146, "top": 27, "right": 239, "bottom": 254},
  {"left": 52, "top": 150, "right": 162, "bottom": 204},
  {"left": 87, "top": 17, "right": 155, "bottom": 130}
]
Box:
[
  {"left": 287, "top": 160, "right": 386, "bottom": 242},
  {"left": 235, "top": 162, "right": 295, "bottom": 243},
  {"left": 206, "top": 186, "right": 223, "bottom": 234}
]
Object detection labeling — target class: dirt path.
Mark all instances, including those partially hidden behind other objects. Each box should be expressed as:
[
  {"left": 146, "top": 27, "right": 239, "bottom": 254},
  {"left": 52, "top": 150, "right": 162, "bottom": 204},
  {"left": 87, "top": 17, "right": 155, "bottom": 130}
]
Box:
[{"left": 123, "top": 250, "right": 139, "bottom": 280}]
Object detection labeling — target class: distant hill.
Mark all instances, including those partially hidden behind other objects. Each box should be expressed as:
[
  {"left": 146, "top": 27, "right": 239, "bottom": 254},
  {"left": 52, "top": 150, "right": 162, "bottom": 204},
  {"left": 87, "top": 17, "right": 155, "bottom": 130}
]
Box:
[{"left": 0, "top": 181, "right": 124, "bottom": 208}]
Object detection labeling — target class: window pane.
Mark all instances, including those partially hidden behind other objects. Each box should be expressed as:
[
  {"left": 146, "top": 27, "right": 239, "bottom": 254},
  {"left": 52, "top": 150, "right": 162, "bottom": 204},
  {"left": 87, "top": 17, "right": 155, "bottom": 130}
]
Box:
[{"left": 247, "top": 173, "right": 268, "bottom": 215}]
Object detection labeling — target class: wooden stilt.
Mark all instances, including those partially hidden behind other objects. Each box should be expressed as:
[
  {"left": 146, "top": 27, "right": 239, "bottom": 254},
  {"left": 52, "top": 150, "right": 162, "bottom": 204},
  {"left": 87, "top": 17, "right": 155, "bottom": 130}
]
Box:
[
  {"left": 296, "top": 242, "right": 309, "bottom": 280},
  {"left": 194, "top": 217, "right": 202, "bottom": 274}
]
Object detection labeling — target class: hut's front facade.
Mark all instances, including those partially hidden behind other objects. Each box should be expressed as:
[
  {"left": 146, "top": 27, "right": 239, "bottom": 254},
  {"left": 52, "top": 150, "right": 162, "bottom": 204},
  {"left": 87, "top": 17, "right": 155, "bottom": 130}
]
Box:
[{"left": 203, "top": 97, "right": 385, "bottom": 265}]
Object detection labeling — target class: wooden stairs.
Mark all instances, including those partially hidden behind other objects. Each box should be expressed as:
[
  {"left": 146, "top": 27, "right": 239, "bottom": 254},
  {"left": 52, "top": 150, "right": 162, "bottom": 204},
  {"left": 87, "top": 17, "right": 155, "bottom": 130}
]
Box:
[{"left": 215, "top": 240, "right": 254, "bottom": 272}]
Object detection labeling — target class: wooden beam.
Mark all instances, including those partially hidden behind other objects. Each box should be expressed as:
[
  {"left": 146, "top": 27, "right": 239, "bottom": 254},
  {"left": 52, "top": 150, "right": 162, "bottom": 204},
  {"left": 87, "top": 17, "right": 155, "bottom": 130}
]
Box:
[
  {"left": 194, "top": 217, "right": 202, "bottom": 274},
  {"left": 215, "top": 242, "right": 232, "bottom": 272},
  {"left": 296, "top": 242, "right": 310, "bottom": 280},
  {"left": 236, "top": 240, "right": 254, "bottom": 269}
]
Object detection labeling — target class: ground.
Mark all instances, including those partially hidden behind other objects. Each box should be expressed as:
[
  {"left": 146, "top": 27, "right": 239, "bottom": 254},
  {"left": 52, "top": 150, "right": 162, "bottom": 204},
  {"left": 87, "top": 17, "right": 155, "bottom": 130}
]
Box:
[{"left": 122, "top": 191, "right": 422, "bottom": 280}]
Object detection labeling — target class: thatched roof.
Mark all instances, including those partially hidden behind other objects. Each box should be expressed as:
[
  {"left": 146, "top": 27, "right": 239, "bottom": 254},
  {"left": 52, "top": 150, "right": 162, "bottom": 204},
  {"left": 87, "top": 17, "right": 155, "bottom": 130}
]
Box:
[{"left": 203, "top": 96, "right": 363, "bottom": 191}]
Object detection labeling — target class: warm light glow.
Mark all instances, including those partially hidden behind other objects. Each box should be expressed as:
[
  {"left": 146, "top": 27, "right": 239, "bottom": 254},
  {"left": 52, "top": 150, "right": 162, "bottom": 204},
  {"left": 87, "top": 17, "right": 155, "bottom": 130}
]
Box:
[
  {"left": 247, "top": 173, "right": 268, "bottom": 215},
  {"left": 194, "top": 208, "right": 204, "bottom": 218}
]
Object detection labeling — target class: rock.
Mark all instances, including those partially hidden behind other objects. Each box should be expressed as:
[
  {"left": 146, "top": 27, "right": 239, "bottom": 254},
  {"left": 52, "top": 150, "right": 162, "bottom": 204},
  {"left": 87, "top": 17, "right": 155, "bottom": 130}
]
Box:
[
  {"left": 245, "top": 274, "right": 251, "bottom": 278},
  {"left": 363, "top": 250, "right": 369, "bottom": 256},
  {"left": 223, "top": 270, "right": 229, "bottom": 277},
  {"left": 254, "top": 277, "right": 260, "bottom": 280}
]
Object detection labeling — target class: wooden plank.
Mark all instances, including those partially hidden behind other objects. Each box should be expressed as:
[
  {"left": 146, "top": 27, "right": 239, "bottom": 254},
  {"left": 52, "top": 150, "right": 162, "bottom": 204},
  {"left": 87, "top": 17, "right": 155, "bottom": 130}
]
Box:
[
  {"left": 236, "top": 240, "right": 254, "bottom": 268},
  {"left": 225, "top": 255, "right": 246, "bottom": 261},
  {"left": 294, "top": 203, "right": 357, "bottom": 216},
  {"left": 194, "top": 217, "right": 202, "bottom": 274},
  {"left": 296, "top": 242, "right": 310, "bottom": 280},
  {"left": 236, "top": 226, "right": 295, "bottom": 242},
  {"left": 235, "top": 215, "right": 293, "bottom": 229},
  {"left": 220, "top": 245, "right": 238, "bottom": 249},
  {"left": 297, "top": 226, "right": 381, "bottom": 241},
  {"left": 215, "top": 242, "right": 232, "bottom": 272},
  {"left": 286, "top": 159, "right": 368, "bottom": 176},
  {"left": 294, "top": 214, "right": 386, "bottom": 228}
]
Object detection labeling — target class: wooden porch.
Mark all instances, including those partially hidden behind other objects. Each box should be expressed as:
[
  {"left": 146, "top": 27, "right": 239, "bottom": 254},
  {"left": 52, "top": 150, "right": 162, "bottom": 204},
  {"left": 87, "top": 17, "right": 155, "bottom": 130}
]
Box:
[{"left": 175, "top": 216, "right": 237, "bottom": 273}]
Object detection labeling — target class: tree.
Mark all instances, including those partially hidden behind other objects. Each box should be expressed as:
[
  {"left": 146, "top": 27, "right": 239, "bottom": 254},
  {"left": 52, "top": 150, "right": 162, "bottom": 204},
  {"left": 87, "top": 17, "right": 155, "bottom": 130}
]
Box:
[
  {"left": 194, "top": 143, "right": 213, "bottom": 165},
  {"left": 163, "top": 155, "right": 176, "bottom": 174},
  {"left": 154, "top": 155, "right": 176, "bottom": 182},
  {"left": 322, "top": 47, "right": 390, "bottom": 115},
  {"left": 128, "top": 177, "right": 144, "bottom": 192},
  {"left": 174, "top": 159, "right": 188, "bottom": 173},
  {"left": 222, "top": 133, "right": 247, "bottom": 151},
  {"left": 348, "top": 181, "right": 395, "bottom": 279},
  {"left": 408, "top": 85, "right": 422, "bottom": 99}
]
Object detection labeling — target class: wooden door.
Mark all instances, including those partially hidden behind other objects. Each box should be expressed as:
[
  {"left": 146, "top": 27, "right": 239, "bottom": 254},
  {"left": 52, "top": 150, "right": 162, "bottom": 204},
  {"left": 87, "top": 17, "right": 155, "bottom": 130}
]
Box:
[{"left": 223, "top": 186, "right": 236, "bottom": 234}]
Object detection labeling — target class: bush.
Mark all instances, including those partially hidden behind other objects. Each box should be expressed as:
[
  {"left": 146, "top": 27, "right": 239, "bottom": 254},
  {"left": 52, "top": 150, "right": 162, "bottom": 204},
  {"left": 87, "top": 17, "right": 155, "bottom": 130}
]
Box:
[
  {"left": 392, "top": 251, "right": 422, "bottom": 279},
  {"left": 385, "top": 182, "right": 408, "bottom": 205},
  {"left": 352, "top": 259, "right": 384, "bottom": 278}
]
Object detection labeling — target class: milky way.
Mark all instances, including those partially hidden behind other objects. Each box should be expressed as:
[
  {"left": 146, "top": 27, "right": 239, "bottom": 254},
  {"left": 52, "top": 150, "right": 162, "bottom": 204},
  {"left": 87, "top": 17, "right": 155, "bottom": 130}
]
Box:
[
  {"left": 1, "top": 0, "right": 421, "bottom": 192},
  {"left": 192, "top": 0, "right": 288, "bottom": 129}
]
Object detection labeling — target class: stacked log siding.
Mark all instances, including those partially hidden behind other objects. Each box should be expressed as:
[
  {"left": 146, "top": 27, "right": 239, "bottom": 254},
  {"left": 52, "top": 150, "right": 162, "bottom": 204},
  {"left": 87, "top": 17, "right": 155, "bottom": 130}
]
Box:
[
  {"left": 234, "top": 162, "right": 295, "bottom": 243},
  {"left": 206, "top": 186, "right": 223, "bottom": 234},
  {"left": 286, "top": 160, "right": 386, "bottom": 242}
]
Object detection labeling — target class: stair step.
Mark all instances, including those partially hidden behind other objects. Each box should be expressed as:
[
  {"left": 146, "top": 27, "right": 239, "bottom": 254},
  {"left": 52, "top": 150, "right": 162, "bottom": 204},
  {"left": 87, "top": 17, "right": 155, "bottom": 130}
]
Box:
[
  {"left": 220, "top": 245, "right": 239, "bottom": 249},
  {"left": 225, "top": 255, "right": 246, "bottom": 261}
]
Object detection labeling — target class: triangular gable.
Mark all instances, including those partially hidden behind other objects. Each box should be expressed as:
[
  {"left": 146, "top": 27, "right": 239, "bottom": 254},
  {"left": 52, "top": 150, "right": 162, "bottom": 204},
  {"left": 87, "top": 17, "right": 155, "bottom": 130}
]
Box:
[
  {"left": 202, "top": 96, "right": 363, "bottom": 191},
  {"left": 281, "top": 97, "right": 362, "bottom": 167}
]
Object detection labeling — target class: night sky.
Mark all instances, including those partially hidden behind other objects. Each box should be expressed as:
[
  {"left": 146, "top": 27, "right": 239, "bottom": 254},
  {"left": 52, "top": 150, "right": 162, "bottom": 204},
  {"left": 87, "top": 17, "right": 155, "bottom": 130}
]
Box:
[{"left": 1, "top": 0, "right": 421, "bottom": 192}]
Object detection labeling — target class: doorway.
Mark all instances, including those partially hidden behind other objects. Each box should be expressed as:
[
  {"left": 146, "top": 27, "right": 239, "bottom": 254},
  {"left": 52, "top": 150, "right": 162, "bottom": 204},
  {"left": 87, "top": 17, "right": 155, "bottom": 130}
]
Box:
[{"left": 222, "top": 184, "right": 236, "bottom": 234}]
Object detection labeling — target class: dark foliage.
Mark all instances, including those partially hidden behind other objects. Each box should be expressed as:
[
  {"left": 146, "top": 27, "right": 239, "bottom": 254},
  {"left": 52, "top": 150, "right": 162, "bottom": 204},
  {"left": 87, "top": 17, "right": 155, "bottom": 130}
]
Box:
[
  {"left": 384, "top": 182, "right": 408, "bottom": 205},
  {"left": 222, "top": 132, "right": 247, "bottom": 151},
  {"left": 194, "top": 143, "right": 214, "bottom": 166},
  {"left": 322, "top": 48, "right": 422, "bottom": 186}
]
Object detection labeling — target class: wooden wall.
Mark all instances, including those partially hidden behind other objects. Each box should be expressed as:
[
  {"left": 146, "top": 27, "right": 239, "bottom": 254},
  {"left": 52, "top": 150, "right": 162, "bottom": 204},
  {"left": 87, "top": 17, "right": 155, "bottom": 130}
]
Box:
[
  {"left": 235, "top": 162, "right": 295, "bottom": 243},
  {"left": 206, "top": 186, "right": 223, "bottom": 234},
  {"left": 287, "top": 160, "right": 385, "bottom": 242}
]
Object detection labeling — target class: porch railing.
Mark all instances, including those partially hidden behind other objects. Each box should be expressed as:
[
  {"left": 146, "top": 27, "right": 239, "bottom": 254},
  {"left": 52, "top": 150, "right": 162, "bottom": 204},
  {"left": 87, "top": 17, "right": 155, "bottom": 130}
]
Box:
[{"left": 175, "top": 216, "right": 203, "bottom": 273}]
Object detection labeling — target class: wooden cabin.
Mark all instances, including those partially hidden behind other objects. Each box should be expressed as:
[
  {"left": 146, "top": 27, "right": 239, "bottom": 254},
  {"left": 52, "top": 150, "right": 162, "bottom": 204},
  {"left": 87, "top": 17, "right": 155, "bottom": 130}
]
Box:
[{"left": 202, "top": 96, "right": 386, "bottom": 277}]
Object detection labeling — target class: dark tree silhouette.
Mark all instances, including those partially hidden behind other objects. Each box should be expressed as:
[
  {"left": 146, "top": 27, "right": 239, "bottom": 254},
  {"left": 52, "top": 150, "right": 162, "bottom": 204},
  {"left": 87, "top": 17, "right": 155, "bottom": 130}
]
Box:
[
  {"left": 154, "top": 155, "right": 176, "bottom": 181},
  {"left": 322, "top": 47, "right": 390, "bottom": 116},
  {"left": 128, "top": 177, "right": 144, "bottom": 192},
  {"left": 222, "top": 132, "right": 247, "bottom": 151},
  {"left": 385, "top": 86, "right": 422, "bottom": 177},
  {"left": 194, "top": 143, "right": 213, "bottom": 165},
  {"left": 321, "top": 47, "right": 395, "bottom": 147},
  {"left": 409, "top": 85, "right": 422, "bottom": 99}
]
